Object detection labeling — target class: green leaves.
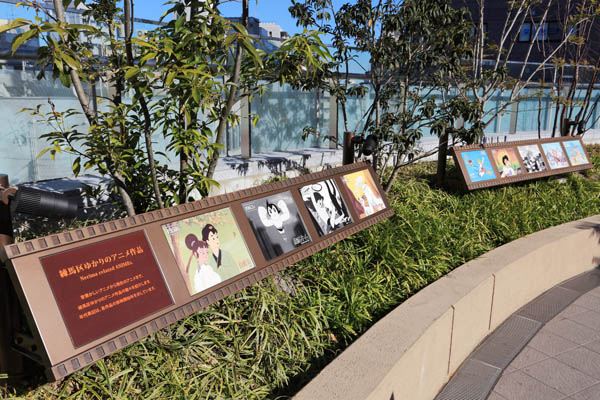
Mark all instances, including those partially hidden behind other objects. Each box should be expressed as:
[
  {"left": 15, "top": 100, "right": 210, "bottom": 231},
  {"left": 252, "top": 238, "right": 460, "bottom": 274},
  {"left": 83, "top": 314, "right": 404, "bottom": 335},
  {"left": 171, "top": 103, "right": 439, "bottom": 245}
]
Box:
[{"left": 11, "top": 26, "right": 37, "bottom": 54}]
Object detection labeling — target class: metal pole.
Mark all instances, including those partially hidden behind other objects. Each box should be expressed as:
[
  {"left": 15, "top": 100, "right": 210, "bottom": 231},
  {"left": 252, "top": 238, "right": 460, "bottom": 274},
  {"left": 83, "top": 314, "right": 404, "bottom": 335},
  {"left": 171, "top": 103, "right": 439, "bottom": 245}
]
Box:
[
  {"left": 0, "top": 173, "right": 19, "bottom": 384},
  {"left": 343, "top": 131, "right": 354, "bottom": 165}
]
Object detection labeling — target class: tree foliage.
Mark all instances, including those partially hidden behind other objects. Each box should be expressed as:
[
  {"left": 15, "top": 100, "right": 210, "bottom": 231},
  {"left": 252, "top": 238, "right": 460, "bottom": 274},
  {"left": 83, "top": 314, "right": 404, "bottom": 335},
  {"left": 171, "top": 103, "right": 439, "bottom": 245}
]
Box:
[
  {"left": 1, "top": 0, "right": 330, "bottom": 214},
  {"left": 290, "top": 0, "right": 483, "bottom": 191}
]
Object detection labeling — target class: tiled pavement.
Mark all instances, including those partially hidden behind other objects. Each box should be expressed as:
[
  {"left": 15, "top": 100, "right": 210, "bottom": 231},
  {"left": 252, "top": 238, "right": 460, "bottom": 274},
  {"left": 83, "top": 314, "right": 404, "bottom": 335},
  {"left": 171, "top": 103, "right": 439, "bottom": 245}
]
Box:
[{"left": 489, "top": 286, "right": 600, "bottom": 400}]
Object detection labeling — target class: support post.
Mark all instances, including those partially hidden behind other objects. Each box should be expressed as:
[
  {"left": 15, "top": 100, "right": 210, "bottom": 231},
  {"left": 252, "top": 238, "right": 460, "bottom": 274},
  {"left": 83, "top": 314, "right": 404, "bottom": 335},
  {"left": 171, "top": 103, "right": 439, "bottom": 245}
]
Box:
[
  {"left": 343, "top": 131, "right": 354, "bottom": 165},
  {"left": 0, "top": 174, "right": 22, "bottom": 384},
  {"left": 509, "top": 101, "right": 519, "bottom": 135},
  {"left": 329, "top": 92, "right": 338, "bottom": 150}
]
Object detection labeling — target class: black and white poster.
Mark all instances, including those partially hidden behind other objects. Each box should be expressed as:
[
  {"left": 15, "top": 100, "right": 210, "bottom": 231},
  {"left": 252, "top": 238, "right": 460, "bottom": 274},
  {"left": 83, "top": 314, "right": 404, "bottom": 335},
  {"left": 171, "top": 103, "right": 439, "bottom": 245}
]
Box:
[
  {"left": 299, "top": 179, "right": 353, "bottom": 237},
  {"left": 242, "top": 191, "right": 311, "bottom": 261},
  {"left": 518, "top": 145, "right": 547, "bottom": 173}
]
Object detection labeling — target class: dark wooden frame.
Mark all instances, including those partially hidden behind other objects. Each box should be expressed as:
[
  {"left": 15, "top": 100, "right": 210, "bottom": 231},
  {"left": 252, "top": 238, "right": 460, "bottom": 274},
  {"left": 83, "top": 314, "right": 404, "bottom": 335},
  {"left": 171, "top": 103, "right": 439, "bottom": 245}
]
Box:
[
  {"left": 452, "top": 136, "right": 593, "bottom": 190},
  {"left": 0, "top": 162, "right": 393, "bottom": 381}
]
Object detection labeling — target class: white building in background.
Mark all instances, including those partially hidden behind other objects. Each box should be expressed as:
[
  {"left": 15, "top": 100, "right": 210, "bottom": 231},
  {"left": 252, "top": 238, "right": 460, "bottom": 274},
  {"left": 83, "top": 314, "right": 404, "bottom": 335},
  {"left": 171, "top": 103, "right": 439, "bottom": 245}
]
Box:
[{"left": 259, "top": 22, "right": 289, "bottom": 39}]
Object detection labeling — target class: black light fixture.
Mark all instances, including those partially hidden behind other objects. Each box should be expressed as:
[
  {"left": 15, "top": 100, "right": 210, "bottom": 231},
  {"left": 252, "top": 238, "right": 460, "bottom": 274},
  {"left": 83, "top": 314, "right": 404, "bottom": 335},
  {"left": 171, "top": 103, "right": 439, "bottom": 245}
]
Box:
[
  {"left": 7, "top": 186, "right": 79, "bottom": 218},
  {"left": 361, "top": 135, "right": 377, "bottom": 156}
]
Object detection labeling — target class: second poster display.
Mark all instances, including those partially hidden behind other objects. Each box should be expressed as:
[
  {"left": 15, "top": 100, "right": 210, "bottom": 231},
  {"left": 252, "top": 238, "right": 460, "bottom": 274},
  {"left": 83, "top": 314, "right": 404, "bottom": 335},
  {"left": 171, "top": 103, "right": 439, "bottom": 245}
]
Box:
[{"left": 453, "top": 137, "right": 593, "bottom": 190}]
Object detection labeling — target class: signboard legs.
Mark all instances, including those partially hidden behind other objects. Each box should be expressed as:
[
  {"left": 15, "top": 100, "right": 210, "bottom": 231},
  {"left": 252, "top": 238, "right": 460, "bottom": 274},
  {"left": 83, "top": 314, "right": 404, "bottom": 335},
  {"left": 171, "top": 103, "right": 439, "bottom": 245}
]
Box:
[{"left": 0, "top": 174, "right": 24, "bottom": 384}]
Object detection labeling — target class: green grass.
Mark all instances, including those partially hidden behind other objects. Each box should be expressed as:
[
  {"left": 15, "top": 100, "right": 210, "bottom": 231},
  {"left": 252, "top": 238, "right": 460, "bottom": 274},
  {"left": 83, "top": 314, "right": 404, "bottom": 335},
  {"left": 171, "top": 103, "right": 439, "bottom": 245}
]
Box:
[{"left": 3, "top": 147, "right": 600, "bottom": 399}]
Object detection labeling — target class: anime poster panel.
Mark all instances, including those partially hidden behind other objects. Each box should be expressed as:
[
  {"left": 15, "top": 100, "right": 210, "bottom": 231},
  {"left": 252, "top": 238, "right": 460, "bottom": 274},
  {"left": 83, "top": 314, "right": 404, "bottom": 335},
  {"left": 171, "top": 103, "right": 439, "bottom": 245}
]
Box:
[
  {"left": 563, "top": 140, "right": 588, "bottom": 166},
  {"left": 491, "top": 147, "right": 523, "bottom": 178},
  {"left": 460, "top": 150, "right": 496, "bottom": 183},
  {"left": 517, "top": 145, "right": 547, "bottom": 173},
  {"left": 242, "top": 191, "right": 311, "bottom": 262},
  {"left": 162, "top": 208, "right": 254, "bottom": 296},
  {"left": 541, "top": 142, "right": 570, "bottom": 169},
  {"left": 340, "top": 169, "right": 386, "bottom": 219},
  {"left": 299, "top": 179, "right": 353, "bottom": 237}
]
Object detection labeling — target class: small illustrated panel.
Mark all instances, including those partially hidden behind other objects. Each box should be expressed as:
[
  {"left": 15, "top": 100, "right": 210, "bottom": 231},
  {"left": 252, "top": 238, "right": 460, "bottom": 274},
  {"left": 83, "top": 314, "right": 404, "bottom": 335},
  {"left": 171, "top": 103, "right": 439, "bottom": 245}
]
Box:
[
  {"left": 299, "top": 179, "right": 353, "bottom": 237},
  {"left": 541, "top": 142, "right": 570, "bottom": 169},
  {"left": 340, "top": 169, "right": 386, "bottom": 219},
  {"left": 459, "top": 150, "right": 496, "bottom": 183},
  {"left": 563, "top": 140, "right": 589, "bottom": 166},
  {"left": 242, "top": 191, "right": 311, "bottom": 261},
  {"left": 517, "top": 145, "right": 547, "bottom": 173},
  {"left": 491, "top": 147, "right": 523, "bottom": 178},
  {"left": 162, "top": 207, "right": 254, "bottom": 296},
  {"left": 40, "top": 231, "right": 173, "bottom": 348}
]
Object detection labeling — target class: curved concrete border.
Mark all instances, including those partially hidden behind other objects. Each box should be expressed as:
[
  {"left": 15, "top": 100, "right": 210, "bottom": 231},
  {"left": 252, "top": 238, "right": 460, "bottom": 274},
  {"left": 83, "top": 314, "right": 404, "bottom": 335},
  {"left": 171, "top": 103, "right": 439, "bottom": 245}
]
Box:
[{"left": 295, "top": 215, "right": 600, "bottom": 400}]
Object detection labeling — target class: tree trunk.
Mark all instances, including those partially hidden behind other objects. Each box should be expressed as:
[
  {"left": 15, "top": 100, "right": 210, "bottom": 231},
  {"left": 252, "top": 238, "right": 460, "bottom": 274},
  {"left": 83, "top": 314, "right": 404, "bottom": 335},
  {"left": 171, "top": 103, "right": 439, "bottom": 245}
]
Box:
[
  {"left": 206, "top": 0, "right": 247, "bottom": 181},
  {"left": 53, "top": 0, "right": 136, "bottom": 216},
  {"left": 124, "top": 0, "right": 164, "bottom": 209}
]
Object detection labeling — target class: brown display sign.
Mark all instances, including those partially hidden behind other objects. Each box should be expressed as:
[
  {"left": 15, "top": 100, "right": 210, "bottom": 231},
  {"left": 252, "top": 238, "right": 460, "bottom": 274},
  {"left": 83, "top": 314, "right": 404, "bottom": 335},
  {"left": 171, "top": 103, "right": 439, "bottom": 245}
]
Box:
[
  {"left": 0, "top": 163, "right": 394, "bottom": 381},
  {"left": 452, "top": 136, "right": 593, "bottom": 190},
  {"left": 40, "top": 231, "right": 173, "bottom": 347}
]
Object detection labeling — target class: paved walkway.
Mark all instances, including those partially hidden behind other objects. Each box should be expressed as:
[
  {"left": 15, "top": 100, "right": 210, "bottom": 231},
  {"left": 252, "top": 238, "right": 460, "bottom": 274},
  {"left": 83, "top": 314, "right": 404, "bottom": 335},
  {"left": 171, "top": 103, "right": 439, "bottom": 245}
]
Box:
[
  {"left": 436, "top": 269, "right": 600, "bottom": 400},
  {"left": 489, "top": 285, "right": 600, "bottom": 400}
]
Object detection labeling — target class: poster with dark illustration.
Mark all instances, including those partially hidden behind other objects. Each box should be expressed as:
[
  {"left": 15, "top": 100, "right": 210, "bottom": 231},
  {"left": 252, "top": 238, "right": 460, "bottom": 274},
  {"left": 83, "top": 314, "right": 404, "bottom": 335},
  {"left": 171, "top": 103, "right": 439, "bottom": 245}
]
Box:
[
  {"left": 299, "top": 179, "right": 353, "bottom": 237},
  {"left": 517, "top": 145, "right": 547, "bottom": 173},
  {"left": 162, "top": 208, "right": 254, "bottom": 296},
  {"left": 242, "top": 191, "right": 311, "bottom": 261}
]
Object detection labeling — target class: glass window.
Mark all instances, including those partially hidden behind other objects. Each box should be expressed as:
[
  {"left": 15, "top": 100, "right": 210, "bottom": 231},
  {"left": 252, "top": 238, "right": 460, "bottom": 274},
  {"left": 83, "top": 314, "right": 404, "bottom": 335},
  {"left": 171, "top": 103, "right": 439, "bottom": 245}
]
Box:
[
  {"left": 548, "top": 22, "right": 561, "bottom": 41},
  {"left": 519, "top": 23, "right": 532, "bottom": 42},
  {"left": 535, "top": 23, "right": 548, "bottom": 40}
]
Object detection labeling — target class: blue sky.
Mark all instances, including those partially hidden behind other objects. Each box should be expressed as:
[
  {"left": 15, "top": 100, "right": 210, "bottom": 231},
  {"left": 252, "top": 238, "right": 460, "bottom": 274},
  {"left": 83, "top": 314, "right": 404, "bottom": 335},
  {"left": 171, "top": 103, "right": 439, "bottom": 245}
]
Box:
[{"left": 134, "top": 0, "right": 344, "bottom": 36}]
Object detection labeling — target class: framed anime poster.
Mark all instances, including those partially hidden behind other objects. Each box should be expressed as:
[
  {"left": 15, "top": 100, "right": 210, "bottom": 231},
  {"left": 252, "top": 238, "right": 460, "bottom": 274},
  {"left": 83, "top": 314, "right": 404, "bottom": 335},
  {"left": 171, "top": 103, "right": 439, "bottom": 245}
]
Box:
[
  {"left": 563, "top": 140, "right": 589, "bottom": 166},
  {"left": 299, "top": 179, "right": 353, "bottom": 237},
  {"left": 491, "top": 147, "right": 523, "bottom": 178},
  {"left": 541, "top": 142, "right": 570, "bottom": 169},
  {"left": 162, "top": 208, "right": 254, "bottom": 296},
  {"left": 517, "top": 145, "right": 547, "bottom": 173},
  {"left": 459, "top": 150, "right": 496, "bottom": 183},
  {"left": 340, "top": 169, "right": 386, "bottom": 219},
  {"left": 242, "top": 191, "right": 311, "bottom": 261}
]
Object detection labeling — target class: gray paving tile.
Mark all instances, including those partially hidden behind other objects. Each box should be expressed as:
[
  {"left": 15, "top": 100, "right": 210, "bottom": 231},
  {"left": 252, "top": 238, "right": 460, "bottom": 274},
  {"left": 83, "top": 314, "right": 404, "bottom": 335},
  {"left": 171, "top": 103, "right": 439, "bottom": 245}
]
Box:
[
  {"left": 487, "top": 391, "right": 508, "bottom": 400},
  {"left": 528, "top": 330, "right": 579, "bottom": 356},
  {"left": 502, "top": 365, "right": 517, "bottom": 376},
  {"left": 583, "top": 339, "right": 600, "bottom": 355},
  {"left": 522, "top": 358, "right": 598, "bottom": 395},
  {"left": 555, "top": 347, "right": 600, "bottom": 380},
  {"left": 543, "top": 318, "right": 600, "bottom": 345},
  {"left": 585, "top": 286, "right": 600, "bottom": 299},
  {"left": 508, "top": 346, "right": 549, "bottom": 370},
  {"left": 568, "top": 310, "right": 600, "bottom": 332},
  {"left": 568, "top": 383, "right": 600, "bottom": 400},
  {"left": 556, "top": 304, "right": 589, "bottom": 320},
  {"left": 573, "top": 294, "right": 600, "bottom": 312},
  {"left": 493, "top": 370, "right": 564, "bottom": 400}
]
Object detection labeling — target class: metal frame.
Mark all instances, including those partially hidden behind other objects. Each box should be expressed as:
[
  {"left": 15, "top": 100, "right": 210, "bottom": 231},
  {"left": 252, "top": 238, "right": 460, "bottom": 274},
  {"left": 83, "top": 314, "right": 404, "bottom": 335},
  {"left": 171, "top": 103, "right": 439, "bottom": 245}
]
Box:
[
  {"left": 452, "top": 136, "right": 593, "bottom": 190},
  {"left": 0, "top": 162, "right": 393, "bottom": 381}
]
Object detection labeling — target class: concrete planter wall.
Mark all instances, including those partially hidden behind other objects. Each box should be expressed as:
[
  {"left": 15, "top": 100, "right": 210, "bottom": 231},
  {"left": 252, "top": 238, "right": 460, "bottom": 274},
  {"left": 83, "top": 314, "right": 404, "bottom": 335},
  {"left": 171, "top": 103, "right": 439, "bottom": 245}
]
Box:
[{"left": 295, "top": 215, "right": 600, "bottom": 400}]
